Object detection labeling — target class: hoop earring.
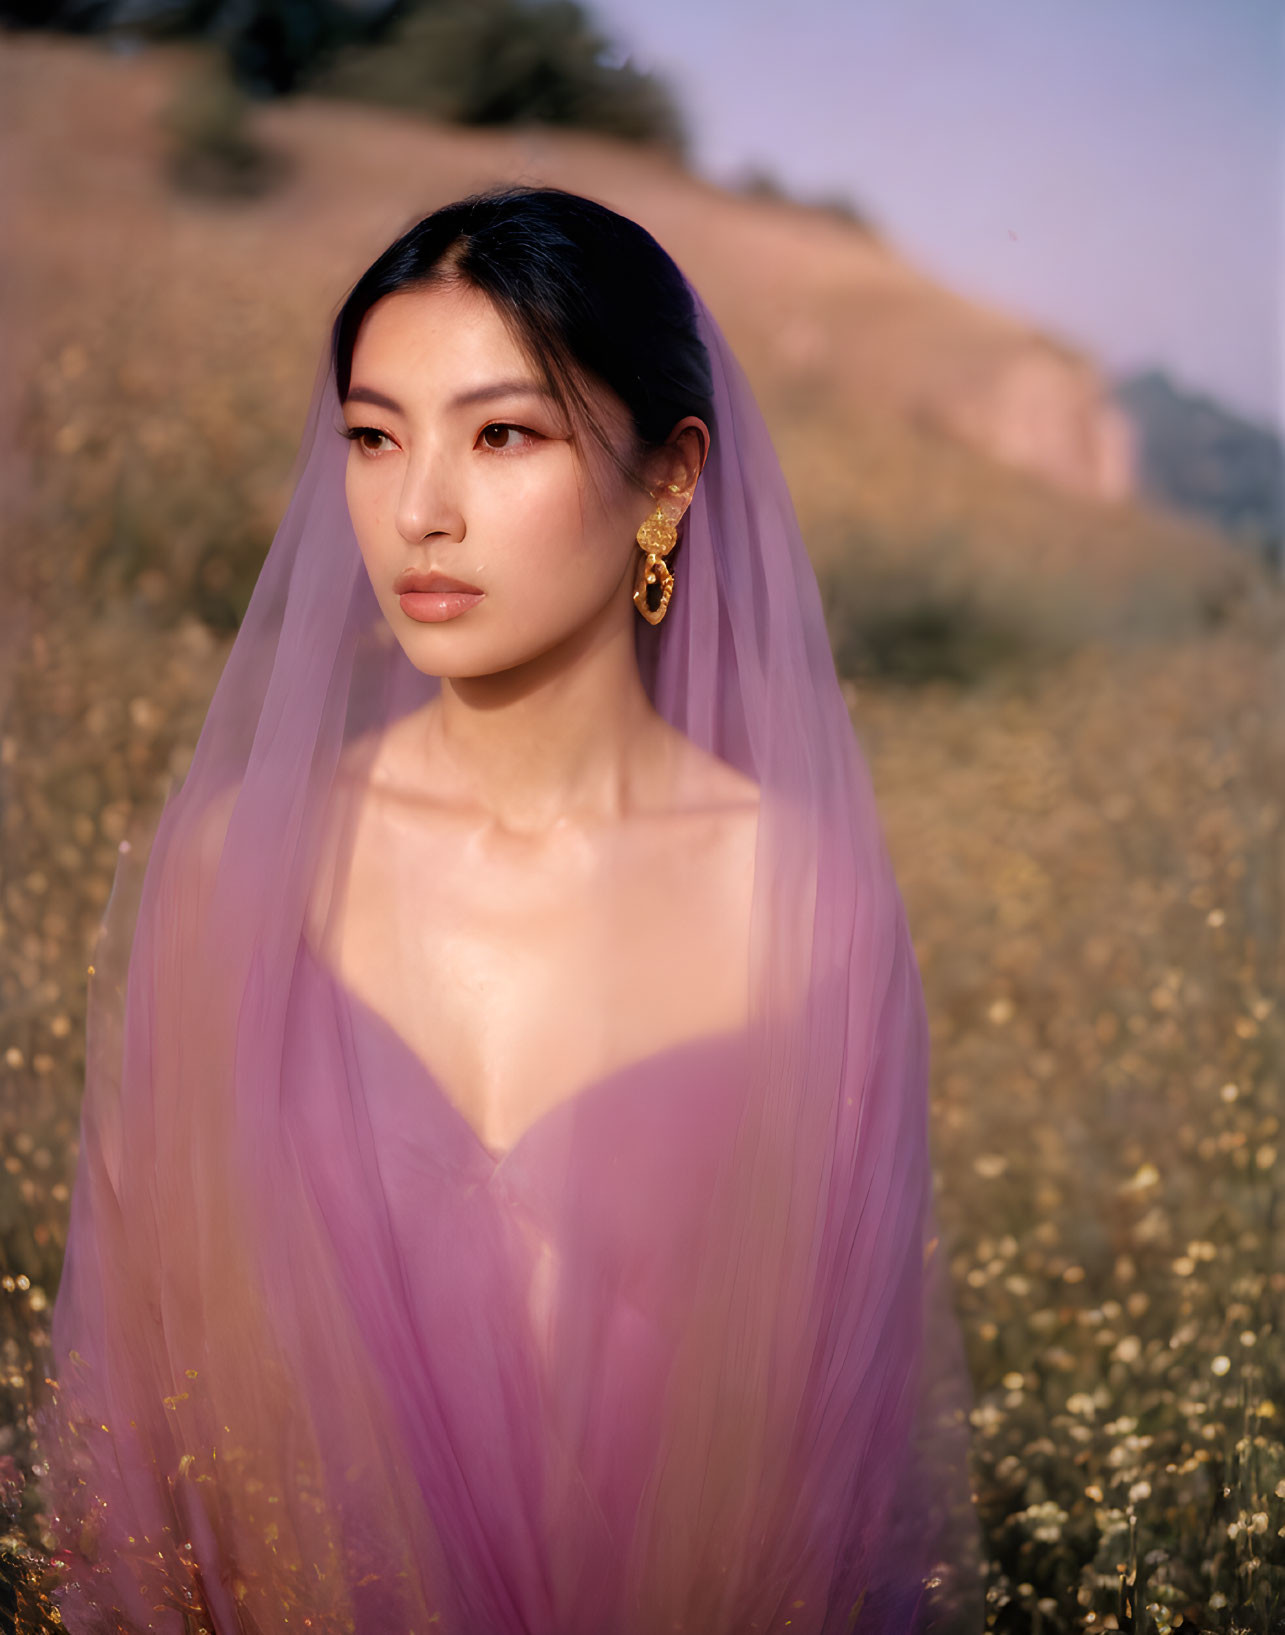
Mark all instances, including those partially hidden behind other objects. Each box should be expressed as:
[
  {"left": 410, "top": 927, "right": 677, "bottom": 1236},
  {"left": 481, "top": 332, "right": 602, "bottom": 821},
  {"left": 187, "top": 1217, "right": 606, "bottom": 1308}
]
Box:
[{"left": 633, "top": 485, "right": 682, "bottom": 626}]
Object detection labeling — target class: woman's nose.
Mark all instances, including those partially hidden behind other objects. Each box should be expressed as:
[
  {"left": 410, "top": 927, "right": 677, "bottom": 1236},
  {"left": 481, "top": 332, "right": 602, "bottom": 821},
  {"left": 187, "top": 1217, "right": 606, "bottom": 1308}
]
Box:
[{"left": 394, "top": 453, "right": 465, "bottom": 545}]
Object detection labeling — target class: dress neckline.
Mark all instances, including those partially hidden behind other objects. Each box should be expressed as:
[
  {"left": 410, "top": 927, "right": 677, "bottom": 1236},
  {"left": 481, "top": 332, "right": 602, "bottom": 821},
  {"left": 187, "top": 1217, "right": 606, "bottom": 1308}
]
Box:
[{"left": 298, "top": 934, "right": 749, "bottom": 1170}]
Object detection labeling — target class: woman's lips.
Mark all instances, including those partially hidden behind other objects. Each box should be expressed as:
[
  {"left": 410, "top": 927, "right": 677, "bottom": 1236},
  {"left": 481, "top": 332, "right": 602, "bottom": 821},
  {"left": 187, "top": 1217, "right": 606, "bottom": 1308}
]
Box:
[
  {"left": 394, "top": 571, "right": 484, "bottom": 623},
  {"left": 398, "top": 589, "right": 485, "bottom": 622}
]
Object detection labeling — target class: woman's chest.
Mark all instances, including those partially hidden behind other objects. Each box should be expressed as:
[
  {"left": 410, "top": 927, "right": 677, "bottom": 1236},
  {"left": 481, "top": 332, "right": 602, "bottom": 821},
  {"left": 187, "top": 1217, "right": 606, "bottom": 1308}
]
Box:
[
  {"left": 309, "top": 788, "right": 754, "bottom": 1156},
  {"left": 284, "top": 933, "right": 752, "bottom": 1330}
]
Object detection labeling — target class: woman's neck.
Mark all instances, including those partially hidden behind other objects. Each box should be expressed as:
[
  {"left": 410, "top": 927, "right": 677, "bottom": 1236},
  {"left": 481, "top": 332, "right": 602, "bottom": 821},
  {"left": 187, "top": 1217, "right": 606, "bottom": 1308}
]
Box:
[{"left": 416, "top": 621, "right": 673, "bottom": 837}]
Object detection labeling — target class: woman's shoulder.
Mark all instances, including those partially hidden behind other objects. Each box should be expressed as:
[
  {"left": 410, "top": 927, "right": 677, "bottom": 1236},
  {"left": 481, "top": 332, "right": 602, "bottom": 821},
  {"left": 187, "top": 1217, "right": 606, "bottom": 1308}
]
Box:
[{"left": 658, "top": 723, "right": 760, "bottom": 819}]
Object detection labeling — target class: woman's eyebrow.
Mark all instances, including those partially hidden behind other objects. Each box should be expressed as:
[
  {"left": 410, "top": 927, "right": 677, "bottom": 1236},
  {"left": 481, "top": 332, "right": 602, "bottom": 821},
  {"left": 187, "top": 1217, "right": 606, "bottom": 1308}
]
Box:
[{"left": 344, "top": 380, "right": 554, "bottom": 413}]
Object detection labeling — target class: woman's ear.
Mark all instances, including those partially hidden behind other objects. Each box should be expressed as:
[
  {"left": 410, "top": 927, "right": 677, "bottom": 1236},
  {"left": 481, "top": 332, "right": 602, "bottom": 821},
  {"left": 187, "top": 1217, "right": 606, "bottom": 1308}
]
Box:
[{"left": 645, "top": 418, "right": 709, "bottom": 509}]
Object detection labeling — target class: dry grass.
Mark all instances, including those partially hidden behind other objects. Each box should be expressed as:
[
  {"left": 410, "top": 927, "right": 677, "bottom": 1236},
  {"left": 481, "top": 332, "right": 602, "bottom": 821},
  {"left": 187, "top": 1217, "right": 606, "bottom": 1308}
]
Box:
[{"left": 856, "top": 623, "right": 1285, "bottom": 1630}]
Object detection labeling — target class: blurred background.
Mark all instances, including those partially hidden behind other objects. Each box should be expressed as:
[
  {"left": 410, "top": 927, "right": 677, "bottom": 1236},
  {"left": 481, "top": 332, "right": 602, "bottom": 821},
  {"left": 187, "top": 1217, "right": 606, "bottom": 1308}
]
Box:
[{"left": 0, "top": 1, "right": 1282, "bottom": 1628}]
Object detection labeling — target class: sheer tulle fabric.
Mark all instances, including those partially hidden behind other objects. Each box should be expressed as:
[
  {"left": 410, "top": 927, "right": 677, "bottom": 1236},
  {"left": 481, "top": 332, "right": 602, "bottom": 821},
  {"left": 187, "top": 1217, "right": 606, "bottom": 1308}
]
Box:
[{"left": 39, "top": 278, "right": 983, "bottom": 1632}]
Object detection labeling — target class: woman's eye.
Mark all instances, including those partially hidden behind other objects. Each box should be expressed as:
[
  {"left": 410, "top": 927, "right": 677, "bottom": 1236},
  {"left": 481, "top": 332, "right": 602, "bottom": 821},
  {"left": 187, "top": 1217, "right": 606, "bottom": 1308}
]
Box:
[
  {"left": 341, "top": 425, "right": 394, "bottom": 454},
  {"left": 479, "top": 423, "right": 533, "bottom": 452}
]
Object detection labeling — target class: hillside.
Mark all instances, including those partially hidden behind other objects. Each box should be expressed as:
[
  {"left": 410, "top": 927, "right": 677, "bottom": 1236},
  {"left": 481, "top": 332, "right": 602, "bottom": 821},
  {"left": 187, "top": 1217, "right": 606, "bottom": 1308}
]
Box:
[
  {"left": 2, "top": 29, "right": 1135, "bottom": 505},
  {"left": 0, "top": 30, "right": 1254, "bottom": 663}
]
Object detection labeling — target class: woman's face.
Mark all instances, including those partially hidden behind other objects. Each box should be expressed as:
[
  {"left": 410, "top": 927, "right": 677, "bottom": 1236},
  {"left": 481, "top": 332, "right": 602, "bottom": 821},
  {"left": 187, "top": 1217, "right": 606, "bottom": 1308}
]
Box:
[{"left": 341, "top": 279, "right": 704, "bottom": 679}]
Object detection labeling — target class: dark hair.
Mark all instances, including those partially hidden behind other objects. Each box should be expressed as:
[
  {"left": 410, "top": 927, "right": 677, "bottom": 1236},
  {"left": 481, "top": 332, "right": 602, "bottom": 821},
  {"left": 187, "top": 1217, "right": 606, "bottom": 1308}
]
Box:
[{"left": 330, "top": 184, "right": 715, "bottom": 497}]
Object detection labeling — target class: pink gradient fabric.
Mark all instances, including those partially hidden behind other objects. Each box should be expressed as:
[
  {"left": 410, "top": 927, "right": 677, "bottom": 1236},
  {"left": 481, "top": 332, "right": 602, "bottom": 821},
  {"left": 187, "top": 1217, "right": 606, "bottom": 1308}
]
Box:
[{"left": 39, "top": 273, "right": 983, "bottom": 1632}]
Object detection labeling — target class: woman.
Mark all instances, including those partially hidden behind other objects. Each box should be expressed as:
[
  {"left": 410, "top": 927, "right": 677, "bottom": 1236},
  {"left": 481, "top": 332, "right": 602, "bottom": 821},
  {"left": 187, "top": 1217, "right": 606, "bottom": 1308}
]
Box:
[{"left": 40, "top": 185, "right": 982, "bottom": 1633}]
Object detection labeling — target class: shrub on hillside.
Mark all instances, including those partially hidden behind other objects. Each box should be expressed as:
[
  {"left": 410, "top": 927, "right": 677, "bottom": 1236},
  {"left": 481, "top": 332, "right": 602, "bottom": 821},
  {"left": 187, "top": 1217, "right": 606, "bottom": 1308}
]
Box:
[
  {"left": 159, "top": 49, "right": 293, "bottom": 199},
  {"left": 304, "top": 0, "right": 688, "bottom": 153},
  {"left": 817, "top": 530, "right": 1072, "bottom": 687}
]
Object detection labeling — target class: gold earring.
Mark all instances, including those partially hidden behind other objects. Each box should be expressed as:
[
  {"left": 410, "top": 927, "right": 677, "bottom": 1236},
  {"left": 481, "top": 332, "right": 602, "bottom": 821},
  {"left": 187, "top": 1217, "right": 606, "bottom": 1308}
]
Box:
[{"left": 633, "top": 484, "right": 683, "bottom": 626}]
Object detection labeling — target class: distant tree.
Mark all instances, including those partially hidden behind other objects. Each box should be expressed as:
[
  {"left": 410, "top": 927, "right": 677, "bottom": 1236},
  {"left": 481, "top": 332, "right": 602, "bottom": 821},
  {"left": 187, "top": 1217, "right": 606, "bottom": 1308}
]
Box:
[
  {"left": 1, "top": 0, "right": 688, "bottom": 152},
  {"left": 732, "top": 162, "right": 792, "bottom": 204},
  {"left": 3, "top": 0, "right": 403, "bottom": 94},
  {"left": 731, "top": 161, "right": 877, "bottom": 236},
  {"left": 810, "top": 188, "right": 877, "bottom": 234},
  {"left": 304, "top": 0, "right": 687, "bottom": 153},
  {"left": 183, "top": 0, "right": 399, "bottom": 96},
  {"left": 0, "top": 0, "right": 118, "bottom": 29}
]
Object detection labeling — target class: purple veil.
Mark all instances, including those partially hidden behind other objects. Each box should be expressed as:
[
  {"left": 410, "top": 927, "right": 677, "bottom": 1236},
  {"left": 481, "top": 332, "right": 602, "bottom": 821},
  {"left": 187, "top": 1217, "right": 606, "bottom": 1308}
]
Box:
[{"left": 38, "top": 261, "right": 983, "bottom": 1633}]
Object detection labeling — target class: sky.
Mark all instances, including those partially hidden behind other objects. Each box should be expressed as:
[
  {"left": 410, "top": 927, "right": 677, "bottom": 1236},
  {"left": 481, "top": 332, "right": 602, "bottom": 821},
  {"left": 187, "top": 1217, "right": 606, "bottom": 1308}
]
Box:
[{"left": 591, "top": 0, "right": 1284, "bottom": 436}]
